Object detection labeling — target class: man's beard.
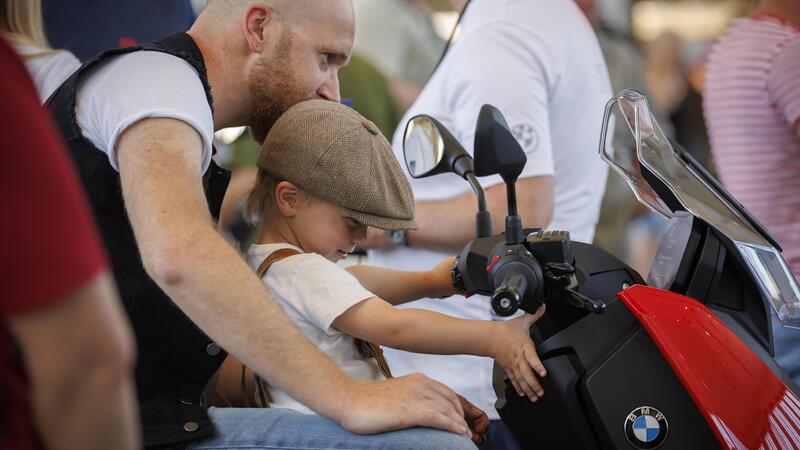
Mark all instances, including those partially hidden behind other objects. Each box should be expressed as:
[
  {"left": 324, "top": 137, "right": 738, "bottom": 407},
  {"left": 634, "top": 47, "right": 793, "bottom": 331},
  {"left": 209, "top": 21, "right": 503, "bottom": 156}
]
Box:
[{"left": 247, "top": 32, "right": 314, "bottom": 144}]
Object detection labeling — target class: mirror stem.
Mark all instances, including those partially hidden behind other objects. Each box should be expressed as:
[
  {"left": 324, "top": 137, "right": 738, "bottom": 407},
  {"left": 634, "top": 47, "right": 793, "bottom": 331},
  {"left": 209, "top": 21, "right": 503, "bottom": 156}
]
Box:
[
  {"left": 466, "top": 172, "right": 492, "bottom": 237},
  {"left": 506, "top": 181, "right": 518, "bottom": 216},
  {"left": 505, "top": 182, "right": 524, "bottom": 244}
]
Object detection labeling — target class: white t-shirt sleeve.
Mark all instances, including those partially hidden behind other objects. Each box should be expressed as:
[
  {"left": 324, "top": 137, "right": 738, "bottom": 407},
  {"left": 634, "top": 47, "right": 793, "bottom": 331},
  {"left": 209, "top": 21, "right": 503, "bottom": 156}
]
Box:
[
  {"left": 446, "top": 20, "right": 556, "bottom": 188},
  {"left": 75, "top": 51, "right": 214, "bottom": 173},
  {"left": 267, "top": 254, "right": 376, "bottom": 334}
]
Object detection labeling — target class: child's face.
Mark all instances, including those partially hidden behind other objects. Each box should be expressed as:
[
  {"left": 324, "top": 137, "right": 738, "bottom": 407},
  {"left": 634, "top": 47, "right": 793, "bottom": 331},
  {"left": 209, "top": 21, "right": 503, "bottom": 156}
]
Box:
[{"left": 291, "top": 197, "right": 368, "bottom": 262}]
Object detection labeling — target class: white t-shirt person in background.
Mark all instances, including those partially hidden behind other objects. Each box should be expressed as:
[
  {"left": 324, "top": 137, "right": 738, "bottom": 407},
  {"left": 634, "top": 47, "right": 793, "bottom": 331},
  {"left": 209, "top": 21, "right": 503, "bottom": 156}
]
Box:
[
  {"left": 1, "top": 0, "right": 81, "bottom": 102},
  {"left": 362, "top": 0, "right": 613, "bottom": 447},
  {"left": 13, "top": 43, "right": 80, "bottom": 102}
]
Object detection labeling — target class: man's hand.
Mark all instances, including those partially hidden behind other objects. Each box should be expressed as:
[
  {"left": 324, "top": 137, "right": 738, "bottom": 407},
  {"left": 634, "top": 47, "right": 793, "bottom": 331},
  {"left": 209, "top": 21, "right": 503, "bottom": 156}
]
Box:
[
  {"left": 355, "top": 227, "right": 393, "bottom": 250},
  {"left": 338, "top": 374, "right": 471, "bottom": 438},
  {"left": 489, "top": 306, "right": 547, "bottom": 402},
  {"left": 458, "top": 394, "right": 489, "bottom": 445}
]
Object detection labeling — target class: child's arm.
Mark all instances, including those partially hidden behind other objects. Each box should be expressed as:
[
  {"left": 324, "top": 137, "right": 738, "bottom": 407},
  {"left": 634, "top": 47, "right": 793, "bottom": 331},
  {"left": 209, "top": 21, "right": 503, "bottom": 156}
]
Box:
[
  {"left": 332, "top": 298, "right": 548, "bottom": 401},
  {"left": 346, "top": 257, "right": 458, "bottom": 305}
]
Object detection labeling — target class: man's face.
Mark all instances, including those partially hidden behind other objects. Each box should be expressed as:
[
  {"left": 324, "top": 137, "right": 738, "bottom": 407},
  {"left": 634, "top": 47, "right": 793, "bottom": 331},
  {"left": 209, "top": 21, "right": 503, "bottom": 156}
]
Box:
[{"left": 248, "top": 0, "right": 355, "bottom": 143}]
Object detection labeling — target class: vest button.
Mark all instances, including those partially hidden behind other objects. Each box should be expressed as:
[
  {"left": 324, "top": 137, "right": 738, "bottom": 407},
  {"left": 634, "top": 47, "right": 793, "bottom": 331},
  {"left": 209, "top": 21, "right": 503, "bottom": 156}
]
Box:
[
  {"left": 206, "top": 343, "right": 221, "bottom": 356},
  {"left": 184, "top": 421, "right": 199, "bottom": 432}
]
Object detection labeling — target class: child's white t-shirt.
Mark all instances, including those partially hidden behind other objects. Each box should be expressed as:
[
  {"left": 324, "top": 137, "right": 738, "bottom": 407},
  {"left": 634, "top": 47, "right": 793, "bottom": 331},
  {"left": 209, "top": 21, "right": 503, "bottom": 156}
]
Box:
[{"left": 247, "top": 243, "right": 385, "bottom": 414}]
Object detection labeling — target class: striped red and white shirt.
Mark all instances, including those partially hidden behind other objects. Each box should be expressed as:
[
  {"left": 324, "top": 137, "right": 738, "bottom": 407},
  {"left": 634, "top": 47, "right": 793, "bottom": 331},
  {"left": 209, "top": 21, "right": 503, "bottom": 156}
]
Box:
[{"left": 704, "top": 14, "right": 800, "bottom": 277}]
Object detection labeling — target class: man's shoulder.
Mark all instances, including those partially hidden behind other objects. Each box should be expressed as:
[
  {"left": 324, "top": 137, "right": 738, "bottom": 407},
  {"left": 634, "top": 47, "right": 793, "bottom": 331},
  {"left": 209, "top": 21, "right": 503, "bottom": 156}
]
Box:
[
  {"left": 89, "top": 50, "right": 201, "bottom": 86},
  {"left": 77, "top": 49, "right": 208, "bottom": 109},
  {"left": 73, "top": 46, "right": 215, "bottom": 170}
]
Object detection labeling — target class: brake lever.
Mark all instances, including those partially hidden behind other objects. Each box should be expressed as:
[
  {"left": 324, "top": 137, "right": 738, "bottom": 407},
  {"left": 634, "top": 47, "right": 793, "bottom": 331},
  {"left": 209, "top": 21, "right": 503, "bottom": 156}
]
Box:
[
  {"left": 542, "top": 262, "right": 606, "bottom": 314},
  {"left": 557, "top": 287, "right": 607, "bottom": 314}
]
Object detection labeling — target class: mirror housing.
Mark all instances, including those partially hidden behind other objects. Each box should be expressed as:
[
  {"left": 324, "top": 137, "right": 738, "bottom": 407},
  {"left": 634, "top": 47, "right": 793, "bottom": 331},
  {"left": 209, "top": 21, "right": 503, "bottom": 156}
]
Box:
[
  {"left": 474, "top": 104, "right": 527, "bottom": 183},
  {"left": 402, "top": 114, "right": 493, "bottom": 237},
  {"left": 474, "top": 104, "right": 528, "bottom": 244},
  {"left": 403, "top": 114, "right": 475, "bottom": 179}
]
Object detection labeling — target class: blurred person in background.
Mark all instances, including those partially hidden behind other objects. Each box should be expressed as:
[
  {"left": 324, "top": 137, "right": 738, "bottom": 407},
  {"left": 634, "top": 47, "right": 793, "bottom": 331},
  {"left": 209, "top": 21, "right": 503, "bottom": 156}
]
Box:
[
  {"left": 0, "top": 0, "right": 80, "bottom": 101},
  {"left": 360, "top": 0, "right": 613, "bottom": 448},
  {"left": 0, "top": 37, "right": 139, "bottom": 450},
  {"left": 603, "top": 30, "right": 715, "bottom": 276},
  {"left": 644, "top": 33, "right": 688, "bottom": 119},
  {"left": 670, "top": 41, "right": 713, "bottom": 173},
  {"left": 703, "top": 0, "right": 800, "bottom": 383},
  {"left": 351, "top": 0, "right": 446, "bottom": 111},
  {"left": 42, "top": 0, "right": 196, "bottom": 61},
  {"left": 576, "top": 0, "right": 675, "bottom": 273},
  {"left": 339, "top": 54, "right": 404, "bottom": 139}
]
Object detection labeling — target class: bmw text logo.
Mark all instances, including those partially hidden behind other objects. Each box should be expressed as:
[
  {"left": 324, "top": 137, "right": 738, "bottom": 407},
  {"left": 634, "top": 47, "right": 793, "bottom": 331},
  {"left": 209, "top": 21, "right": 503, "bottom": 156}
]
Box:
[{"left": 624, "top": 406, "right": 668, "bottom": 449}]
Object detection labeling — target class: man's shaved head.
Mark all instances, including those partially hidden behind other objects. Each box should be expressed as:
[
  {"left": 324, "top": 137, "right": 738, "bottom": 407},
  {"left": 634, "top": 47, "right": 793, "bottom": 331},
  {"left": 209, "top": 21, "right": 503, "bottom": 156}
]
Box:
[
  {"left": 188, "top": 0, "right": 354, "bottom": 133},
  {"left": 204, "top": 0, "right": 316, "bottom": 24}
]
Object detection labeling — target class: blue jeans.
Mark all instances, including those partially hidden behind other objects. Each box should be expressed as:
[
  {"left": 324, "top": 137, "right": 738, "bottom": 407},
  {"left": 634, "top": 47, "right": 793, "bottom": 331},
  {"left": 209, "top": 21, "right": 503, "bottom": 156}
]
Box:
[
  {"left": 478, "top": 420, "right": 521, "bottom": 450},
  {"left": 178, "top": 407, "right": 477, "bottom": 450}
]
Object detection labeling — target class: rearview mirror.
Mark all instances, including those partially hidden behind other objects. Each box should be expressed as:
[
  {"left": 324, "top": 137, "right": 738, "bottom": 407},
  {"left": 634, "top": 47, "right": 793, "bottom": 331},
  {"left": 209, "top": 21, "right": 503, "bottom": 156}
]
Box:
[
  {"left": 403, "top": 115, "right": 474, "bottom": 179},
  {"left": 474, "top": 104, "right": 527, "bottom": 183},
  {"left": 403, "top": 115, "right": 445, "bottom": 178},
  {"left": 473, "top": 104, "right": 528, "bottom": 243},
  {"left": 402, "top": 114, "right": 492, "bottom": 237}
]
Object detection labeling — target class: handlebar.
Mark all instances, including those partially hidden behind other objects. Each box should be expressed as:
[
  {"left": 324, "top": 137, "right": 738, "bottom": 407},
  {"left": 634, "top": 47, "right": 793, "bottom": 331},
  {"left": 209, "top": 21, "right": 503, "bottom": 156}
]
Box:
[{"left": 491, "top": 271, "right": 528, "bottom": 316}]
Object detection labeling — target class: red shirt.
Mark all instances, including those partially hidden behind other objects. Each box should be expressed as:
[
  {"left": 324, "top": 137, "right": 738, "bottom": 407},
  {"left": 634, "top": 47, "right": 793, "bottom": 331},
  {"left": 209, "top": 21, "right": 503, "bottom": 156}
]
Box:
[
  {"left": 703, "top": 14, "right": 800, "bottom": 277},
  {"left": 0, "top": 38, "right": 107, "bottom": 449}
]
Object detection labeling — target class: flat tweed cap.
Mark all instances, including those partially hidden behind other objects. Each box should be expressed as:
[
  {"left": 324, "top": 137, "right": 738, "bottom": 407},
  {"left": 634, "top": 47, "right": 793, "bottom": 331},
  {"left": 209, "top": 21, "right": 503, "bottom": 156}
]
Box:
[{"left": 257, "top": 99, "right": 417, "bottom": 230}]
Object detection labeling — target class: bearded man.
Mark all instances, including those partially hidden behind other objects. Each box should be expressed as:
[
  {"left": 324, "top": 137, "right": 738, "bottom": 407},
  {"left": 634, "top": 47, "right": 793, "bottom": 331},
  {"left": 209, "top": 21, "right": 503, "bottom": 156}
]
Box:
[{"left": 46, "top": 1, "right": 478, "bottom": 449}]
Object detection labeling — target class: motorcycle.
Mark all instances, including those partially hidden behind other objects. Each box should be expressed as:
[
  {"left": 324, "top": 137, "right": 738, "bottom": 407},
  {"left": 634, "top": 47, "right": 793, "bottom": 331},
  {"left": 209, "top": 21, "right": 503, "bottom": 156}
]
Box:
[{"left": 401, "top": 89, "right": 800, "bottom": 450}]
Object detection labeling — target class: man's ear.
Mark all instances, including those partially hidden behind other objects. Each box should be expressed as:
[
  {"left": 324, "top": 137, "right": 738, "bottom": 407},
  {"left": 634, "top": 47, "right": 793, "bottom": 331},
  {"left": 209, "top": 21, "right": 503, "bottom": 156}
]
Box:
[
  {"left": 242, "top": 4, "right": 273, "bottom": 53},
  {"left": 274, "top": 181, "right": 300, "bottom": 217}
]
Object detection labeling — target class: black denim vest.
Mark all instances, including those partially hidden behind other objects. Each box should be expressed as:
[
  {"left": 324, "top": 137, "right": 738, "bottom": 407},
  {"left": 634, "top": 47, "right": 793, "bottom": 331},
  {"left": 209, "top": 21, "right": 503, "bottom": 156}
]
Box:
[{"left": 47, "top": 33, "right": 231, "bottom": 447}]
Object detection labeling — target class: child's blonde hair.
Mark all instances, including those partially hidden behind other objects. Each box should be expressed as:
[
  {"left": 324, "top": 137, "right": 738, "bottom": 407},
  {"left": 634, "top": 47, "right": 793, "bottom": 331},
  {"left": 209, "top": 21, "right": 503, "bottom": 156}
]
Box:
[
  {"left": 245, "top": 170, "right": 282, "bottom": 225},
  {"left": 0, "top": 0, "right": 58, "bottom": 59},
  {"left": 245, "top": 170, "right": 318, "bottom": 225}
]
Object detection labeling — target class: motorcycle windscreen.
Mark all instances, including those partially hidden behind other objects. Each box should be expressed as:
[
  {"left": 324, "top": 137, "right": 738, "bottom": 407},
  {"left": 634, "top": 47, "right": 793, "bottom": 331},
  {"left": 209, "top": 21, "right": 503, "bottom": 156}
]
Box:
[{"left": 599, "top": 90, "right": 800, "bottom": 328}]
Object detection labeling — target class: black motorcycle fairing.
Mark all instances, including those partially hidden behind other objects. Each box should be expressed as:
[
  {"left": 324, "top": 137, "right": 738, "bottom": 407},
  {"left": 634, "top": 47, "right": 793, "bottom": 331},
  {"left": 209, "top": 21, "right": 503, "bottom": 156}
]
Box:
[{"left": 497, "top": 300, "right": 721, "bottom": 450}]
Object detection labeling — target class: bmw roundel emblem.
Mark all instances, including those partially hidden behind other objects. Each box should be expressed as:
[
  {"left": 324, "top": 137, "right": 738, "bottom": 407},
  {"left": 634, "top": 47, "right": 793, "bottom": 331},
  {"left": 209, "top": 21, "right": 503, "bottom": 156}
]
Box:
[{"left": 624, "top": 406, "right": 668, "bottom": 449}]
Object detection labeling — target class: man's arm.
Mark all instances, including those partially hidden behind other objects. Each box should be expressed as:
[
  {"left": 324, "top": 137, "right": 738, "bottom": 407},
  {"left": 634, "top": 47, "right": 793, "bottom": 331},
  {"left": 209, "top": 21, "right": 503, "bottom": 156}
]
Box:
[
  {"left": 116, "top": 117, "right": 469, "bottom": 435},
  {"left": 409, "top": 176, "right": 554, "bottom": 252},
  {"left": 8, "top": 271, "right": 139, "bottom": 450},
  {"left": 362, "top": 176, "right": 553, "bottom": 253}
]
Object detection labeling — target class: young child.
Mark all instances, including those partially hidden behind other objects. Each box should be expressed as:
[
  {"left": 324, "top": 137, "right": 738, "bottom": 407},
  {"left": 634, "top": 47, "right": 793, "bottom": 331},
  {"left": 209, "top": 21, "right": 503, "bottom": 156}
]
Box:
[{"left": 245, "top": 99, "right": 547, "bottom": 415}]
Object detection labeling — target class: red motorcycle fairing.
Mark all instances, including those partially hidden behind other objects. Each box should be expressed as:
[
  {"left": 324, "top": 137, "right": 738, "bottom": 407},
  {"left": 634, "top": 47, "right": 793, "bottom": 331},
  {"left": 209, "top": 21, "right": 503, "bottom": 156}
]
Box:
[{"left": 619, "top": 285, "right": 800, "bottom": 450}]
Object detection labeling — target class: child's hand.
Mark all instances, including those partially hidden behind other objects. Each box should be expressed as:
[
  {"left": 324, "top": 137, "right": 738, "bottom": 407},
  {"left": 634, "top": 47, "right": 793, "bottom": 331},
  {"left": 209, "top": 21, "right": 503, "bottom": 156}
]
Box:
[
  {"left": 490, "top": 305, "right": 547, "bottom": 402},
  {"left": 428, "top": 256, "right": 459, "bottom": 298}
]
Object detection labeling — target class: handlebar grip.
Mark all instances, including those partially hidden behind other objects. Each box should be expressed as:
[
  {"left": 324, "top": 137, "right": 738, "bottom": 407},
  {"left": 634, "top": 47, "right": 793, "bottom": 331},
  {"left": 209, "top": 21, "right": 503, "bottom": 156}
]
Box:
[{"left": 491, "top": 272, "right": 528, "bottom": 316}]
